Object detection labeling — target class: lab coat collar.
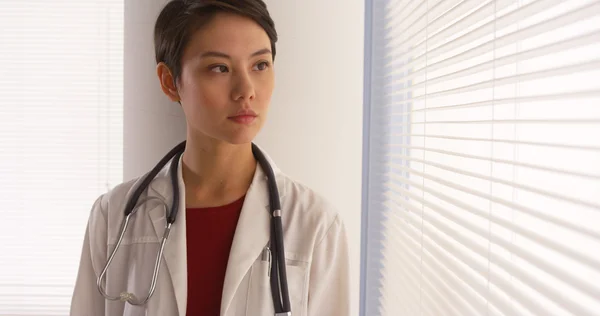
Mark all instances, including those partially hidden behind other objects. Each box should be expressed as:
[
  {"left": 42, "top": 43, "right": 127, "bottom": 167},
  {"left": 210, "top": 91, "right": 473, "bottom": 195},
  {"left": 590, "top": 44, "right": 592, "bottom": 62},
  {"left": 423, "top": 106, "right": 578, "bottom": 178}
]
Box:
[{"left": 139, "top": 144, "right": 286, "bottom": 316}]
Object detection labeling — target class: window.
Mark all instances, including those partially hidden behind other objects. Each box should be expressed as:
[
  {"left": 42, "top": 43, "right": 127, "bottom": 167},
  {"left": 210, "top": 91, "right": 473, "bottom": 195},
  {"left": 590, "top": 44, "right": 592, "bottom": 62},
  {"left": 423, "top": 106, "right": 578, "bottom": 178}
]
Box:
[
  {"left": 361, "top": 0, "right": 600, "bottom": 315},
  {"left": 0, "top": 1, "right": 123, "bottom": 314}
]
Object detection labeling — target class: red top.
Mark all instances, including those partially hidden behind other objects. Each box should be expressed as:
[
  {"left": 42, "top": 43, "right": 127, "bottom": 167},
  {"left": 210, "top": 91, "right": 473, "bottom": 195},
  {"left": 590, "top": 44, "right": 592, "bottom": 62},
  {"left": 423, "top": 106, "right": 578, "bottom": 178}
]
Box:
[{"left": 185, "top": 195, "right": 245, "bottom": 316}]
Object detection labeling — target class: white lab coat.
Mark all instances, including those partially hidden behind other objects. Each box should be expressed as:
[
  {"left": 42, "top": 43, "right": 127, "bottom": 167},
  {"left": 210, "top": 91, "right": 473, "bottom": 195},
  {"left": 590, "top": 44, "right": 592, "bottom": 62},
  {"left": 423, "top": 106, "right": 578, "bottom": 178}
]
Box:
[{"left": 70, "top": 150, "right": 351, "bottom": 316}]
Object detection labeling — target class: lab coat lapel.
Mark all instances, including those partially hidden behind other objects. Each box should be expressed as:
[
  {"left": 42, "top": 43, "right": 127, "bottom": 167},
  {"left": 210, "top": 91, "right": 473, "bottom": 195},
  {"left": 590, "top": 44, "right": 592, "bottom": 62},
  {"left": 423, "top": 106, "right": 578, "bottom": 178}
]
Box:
[
  {"left": 220, "top": 157, "right": 286, "bottom": 316},
  {"left": 146, "top": 154, "right": 188, "bottom": 316}
]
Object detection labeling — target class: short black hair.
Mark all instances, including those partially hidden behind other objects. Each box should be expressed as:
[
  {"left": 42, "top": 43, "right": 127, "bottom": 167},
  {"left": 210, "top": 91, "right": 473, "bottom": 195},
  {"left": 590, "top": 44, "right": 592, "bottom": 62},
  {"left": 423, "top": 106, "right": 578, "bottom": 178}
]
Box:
[{"left": 154, "top": 0, "right": 278, "bottom": 85}]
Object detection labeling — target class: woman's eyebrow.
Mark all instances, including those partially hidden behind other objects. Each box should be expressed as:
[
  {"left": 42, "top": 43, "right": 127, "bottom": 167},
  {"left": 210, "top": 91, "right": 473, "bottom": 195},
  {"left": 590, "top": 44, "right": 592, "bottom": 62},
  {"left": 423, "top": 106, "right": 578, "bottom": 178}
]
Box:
[
  {"left": 199, "top": 48, "right": 272, "bottom": 59},
  {"left": 250, "top": 48, "right": 272, "bottom": 57},
  {"left": 200, "top": 51, "right": 230, "bottom": 59}
]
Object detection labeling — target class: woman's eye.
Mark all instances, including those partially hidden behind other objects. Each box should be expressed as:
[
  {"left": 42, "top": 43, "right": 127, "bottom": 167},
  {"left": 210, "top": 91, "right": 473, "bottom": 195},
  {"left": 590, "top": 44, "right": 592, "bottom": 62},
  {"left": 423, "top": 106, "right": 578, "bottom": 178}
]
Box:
[
  {"left": 253, "top": 61, "right": 270, "bottom": 71},
  {"left": 210, "top": 65, "right": 229, "bottom": 73}
]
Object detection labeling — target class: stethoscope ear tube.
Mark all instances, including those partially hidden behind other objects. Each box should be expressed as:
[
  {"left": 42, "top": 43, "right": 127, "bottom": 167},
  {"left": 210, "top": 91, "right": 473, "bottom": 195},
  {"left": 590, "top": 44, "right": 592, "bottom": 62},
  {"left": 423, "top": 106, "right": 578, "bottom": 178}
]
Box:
[
  {"left": 167, "top": 148, "right": 184, "bottom": 224},
  {"left": 252, "top": 144, "right": 281, "bottom": 211},
  {"left": 124, "top": 141, "right": 186, "bottom": 219}
]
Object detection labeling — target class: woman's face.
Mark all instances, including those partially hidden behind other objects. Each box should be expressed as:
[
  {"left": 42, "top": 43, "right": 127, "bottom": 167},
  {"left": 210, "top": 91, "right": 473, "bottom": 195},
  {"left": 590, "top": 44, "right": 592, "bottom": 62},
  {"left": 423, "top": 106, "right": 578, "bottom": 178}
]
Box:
[{"left": 171, "top": 12, "right": 275, "bottom": 145}]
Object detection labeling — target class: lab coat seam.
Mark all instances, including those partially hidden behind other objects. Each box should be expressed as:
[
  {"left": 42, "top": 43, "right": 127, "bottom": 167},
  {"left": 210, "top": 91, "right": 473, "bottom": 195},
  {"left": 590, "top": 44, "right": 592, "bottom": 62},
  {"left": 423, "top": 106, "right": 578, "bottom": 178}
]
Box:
[
  {"left": 300, "top": 264, "right": 308, "bottom": 316},
  {"left": 90, "top": 194, "right": 108, "bottom": 278},
  {"left": 313, "top": 214, "right": 340, "bottom": 250},
  {"left": 283, "top": 251, "right": 310, "bottom": 264},
  {"left": 90, "top": 194, "right": 108, "bottom": 237},
  {"left": 244, "top": 264, "right": 254, "bottom": 316},
  {"left": 98, "top": 194, "right": 108, "bottom": 222},
  {"left": 107, "top": 236, "right": 159, "bottom": 246}
]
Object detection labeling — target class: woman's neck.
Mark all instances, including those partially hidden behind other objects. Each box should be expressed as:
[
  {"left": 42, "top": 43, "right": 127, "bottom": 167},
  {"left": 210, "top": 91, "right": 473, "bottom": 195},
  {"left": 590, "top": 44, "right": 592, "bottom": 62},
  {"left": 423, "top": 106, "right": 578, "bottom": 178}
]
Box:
[{"left": 181, "top": 134, "right": 256, "bottom": 208}]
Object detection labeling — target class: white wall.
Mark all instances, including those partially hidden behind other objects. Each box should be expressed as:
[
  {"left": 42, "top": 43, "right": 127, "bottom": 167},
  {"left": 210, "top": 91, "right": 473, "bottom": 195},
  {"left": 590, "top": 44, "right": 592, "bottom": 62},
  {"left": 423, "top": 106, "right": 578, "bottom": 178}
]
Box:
[
  {"left": 124, "top": 0, "right": 185, "bottom": 180},
  {"left": 124, "top": 0, "right": 364, "bottom": 314},
  {"left": 258, "top": 1, "right": 364, "bottom": 313}
]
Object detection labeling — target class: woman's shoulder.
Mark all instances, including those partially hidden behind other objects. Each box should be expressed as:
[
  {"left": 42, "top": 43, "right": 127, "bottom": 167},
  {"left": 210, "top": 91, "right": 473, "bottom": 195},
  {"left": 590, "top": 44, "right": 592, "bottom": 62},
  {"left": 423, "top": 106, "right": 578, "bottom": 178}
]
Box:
[
  {"left": 89, "top": 176, "right": 143, "bottom": 216},
  {"left": 279, "top": 173, "right": 338, "bottom": 213},
  {"left": 277, "top": 173, "right": 345, "bottom": 237}
]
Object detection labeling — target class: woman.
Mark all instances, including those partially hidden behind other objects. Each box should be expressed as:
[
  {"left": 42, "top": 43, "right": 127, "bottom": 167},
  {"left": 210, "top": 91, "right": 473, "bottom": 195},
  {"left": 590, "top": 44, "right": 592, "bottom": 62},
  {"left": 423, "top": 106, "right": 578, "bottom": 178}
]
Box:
[{"left": 70, "top": 0, "right": 350, "bottom": 315}]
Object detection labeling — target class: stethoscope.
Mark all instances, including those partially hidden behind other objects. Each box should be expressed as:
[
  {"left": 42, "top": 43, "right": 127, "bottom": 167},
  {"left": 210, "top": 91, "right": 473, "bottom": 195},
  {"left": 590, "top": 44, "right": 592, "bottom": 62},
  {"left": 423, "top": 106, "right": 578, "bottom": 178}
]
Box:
[{"left": 96, "top": 140, "right": 292, "bottom": 316}]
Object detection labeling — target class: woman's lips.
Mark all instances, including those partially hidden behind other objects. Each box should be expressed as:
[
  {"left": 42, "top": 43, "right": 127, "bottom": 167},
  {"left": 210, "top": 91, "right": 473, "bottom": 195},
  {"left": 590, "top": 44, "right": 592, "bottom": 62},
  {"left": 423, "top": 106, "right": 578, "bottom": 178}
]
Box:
[{"left": 228, "top": 115, "right": 257, "bottom": 124}]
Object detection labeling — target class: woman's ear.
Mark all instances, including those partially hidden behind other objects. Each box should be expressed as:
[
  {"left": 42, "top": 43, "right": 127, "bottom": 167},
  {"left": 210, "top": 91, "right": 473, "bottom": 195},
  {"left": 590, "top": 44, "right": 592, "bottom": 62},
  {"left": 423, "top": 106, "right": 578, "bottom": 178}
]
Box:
[{"left": 156, "top": 62, "right": 180, "bottom": 103}]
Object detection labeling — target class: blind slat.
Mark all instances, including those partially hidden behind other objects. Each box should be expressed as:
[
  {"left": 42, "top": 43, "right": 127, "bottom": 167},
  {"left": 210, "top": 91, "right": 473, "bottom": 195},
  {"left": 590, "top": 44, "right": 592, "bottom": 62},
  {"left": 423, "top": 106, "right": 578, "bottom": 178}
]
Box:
[
  {"left": 384, "top": 132, "right": 600, "bottom": 151},
  {"left": 388, "top": 148, "right": 600, "bottom": 180},
  {"left": 383, "top": 89, "right": 600, "bottom": 113},
  {"left": 385, "top": 59, "right": 600, "bottom": 99}
]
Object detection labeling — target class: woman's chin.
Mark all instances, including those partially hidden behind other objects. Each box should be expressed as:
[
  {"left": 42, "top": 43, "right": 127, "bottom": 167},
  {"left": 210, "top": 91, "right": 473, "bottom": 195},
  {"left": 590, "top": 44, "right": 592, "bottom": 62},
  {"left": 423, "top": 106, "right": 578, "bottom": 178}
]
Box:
[
  {"left": 217, "top": 128, "right": 261, "bottom": 145},
  {"left": 221, "top": 123, "right": 263, "bottom": 145},
  {"left": 188, "top": 123, "right": 262, "bottom": 146}
]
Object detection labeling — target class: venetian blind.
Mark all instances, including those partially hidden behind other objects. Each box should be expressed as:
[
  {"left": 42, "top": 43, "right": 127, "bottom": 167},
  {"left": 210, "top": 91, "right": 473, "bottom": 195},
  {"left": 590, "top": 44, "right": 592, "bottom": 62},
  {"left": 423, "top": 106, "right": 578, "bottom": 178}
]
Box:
[
  {"left": 362, "top": 0, "right": 600, "bottom": 315},
  {"left": 0, "top": 1, "right": 123, "bottom": 315}
]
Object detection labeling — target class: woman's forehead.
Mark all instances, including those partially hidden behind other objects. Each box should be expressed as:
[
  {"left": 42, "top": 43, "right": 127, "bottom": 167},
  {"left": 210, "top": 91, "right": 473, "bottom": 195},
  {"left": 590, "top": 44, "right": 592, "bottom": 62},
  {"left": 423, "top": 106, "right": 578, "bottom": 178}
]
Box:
[{"left": 184, "top": 12, "right": 271, "bottom": 60}]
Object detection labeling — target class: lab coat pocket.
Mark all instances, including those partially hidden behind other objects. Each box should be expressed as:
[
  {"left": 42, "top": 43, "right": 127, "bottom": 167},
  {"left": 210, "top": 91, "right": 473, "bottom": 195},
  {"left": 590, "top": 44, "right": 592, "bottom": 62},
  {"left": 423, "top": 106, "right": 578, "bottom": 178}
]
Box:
[{"left": 246, "top": 257, "right": 308, "bottom": 316}]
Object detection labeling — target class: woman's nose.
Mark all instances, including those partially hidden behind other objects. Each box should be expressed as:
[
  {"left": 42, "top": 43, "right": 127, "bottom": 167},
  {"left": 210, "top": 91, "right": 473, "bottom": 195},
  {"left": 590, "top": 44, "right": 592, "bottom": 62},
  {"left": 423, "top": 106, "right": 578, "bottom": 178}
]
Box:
[{"left": 231, "top": 73, "right": 255, "bottom": 101}]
